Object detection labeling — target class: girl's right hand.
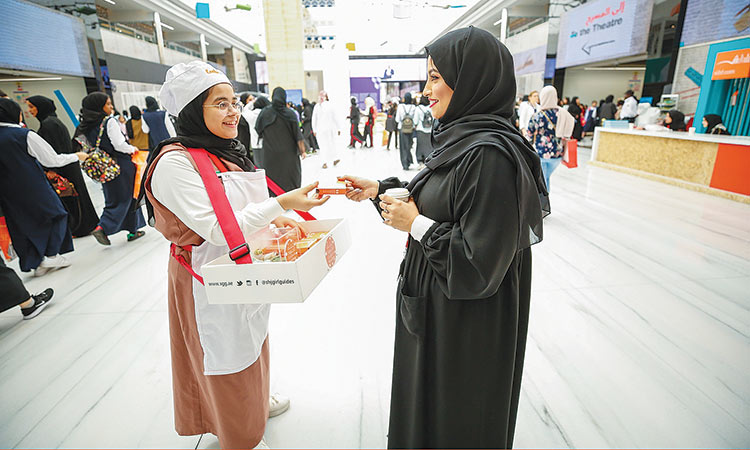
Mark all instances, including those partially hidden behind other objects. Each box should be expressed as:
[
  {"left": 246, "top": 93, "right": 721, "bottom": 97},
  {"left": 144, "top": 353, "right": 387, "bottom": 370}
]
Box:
[
  {"left": 277, "top": 182, "right": 330, "bottom": 211},
  {"left": 340, "top": 175, "right": 379, "bottom": 202}
]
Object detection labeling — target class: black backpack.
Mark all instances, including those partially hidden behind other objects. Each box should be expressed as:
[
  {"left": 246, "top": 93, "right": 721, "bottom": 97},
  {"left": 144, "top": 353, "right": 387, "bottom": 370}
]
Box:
[{"left": 421, "top": 106, "right": 433, "bottom": 129}]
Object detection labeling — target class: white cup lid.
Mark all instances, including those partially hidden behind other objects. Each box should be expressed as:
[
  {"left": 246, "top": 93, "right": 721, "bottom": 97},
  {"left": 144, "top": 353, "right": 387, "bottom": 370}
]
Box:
[{"left": 385, "top": 188, "right": 410, "bottom": 198}]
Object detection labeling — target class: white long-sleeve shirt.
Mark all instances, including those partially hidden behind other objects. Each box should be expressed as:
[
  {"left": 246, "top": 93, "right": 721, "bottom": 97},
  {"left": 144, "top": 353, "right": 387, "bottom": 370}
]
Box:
[
  {"left": 150, "top": 151, "right": 284, "bottom": 246},
  {"left": 518, "top": 101, "right": 538, "bottom": 131},
  {"left": 0, "top": 122, "right": 78, "bottom": 168},
  {"left": 106, "top": 117, "right": 138, "bottom": 154},
  {"left": 621, "top": 96, "right": 638, "bottom": 119},
  {"left": 140, "top": 118, "right": 150, "bottom": 134}
]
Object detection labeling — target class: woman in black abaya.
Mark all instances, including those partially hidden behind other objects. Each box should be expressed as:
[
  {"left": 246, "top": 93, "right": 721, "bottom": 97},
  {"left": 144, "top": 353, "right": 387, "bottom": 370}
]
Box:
[
  {"left": 26, "top": 95, "right": 99, "bottom": 236},
  {"left": 567, "top": 96, "right": 583, "bottom": 140},
  {"left": 74, "top": 92, "right": 146, "bottom": 245},
  {"left": 254, "top": 87, "right": 306, "bottom": 193},
  {"left": 342, "top": 26, "right": 548, "bottom": 449}
]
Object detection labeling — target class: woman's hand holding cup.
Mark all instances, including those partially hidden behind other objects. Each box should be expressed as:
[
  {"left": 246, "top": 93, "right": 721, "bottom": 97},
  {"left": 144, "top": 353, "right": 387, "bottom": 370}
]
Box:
[
  {"left": 277, "top": 182, "right": 330, "bottom": 211},
  {"left": 380, "top": 191, "right": 419, "bottom": 233},
  {"left": 339, "top": 175, "right": 379, "bottom": 202}
]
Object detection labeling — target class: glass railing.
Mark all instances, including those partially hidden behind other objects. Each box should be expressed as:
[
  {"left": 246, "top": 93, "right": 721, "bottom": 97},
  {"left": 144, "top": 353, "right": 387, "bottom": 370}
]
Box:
[{"left": 98, "top": 17, "right": 201, "bottom": 58}]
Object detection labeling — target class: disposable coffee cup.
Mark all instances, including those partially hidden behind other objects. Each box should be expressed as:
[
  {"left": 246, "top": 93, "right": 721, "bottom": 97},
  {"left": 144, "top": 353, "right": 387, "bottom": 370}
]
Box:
[
  {"left": 689, "top": 127, "right": 696, "bottom": 135},
  {"left": 628, "top": 123, "right": 635, "bottom": 130},
  {"left": 385, "top": 188, "right": 410, "bottom": 201}
]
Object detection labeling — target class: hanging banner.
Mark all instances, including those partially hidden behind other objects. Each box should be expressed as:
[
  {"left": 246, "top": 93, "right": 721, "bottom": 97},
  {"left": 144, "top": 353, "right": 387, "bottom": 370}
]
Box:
[
  {"left": 712, "top": 48, "right": 750, "bottom": 80},
  {"left": 556, "top": 0, "right": 654, "bottom": 69},
  {"left": 513, "top": 45, "right": 547, "bottom": 76}
]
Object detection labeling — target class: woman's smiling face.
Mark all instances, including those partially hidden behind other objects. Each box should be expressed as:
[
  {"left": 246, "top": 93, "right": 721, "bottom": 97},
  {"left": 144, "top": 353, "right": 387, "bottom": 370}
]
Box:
[
  {"left": 422, "top": 56, "right": 454, "bottom": 120},
  {"left": 203, "top": 83, "right": 240, "bottom": 139}
]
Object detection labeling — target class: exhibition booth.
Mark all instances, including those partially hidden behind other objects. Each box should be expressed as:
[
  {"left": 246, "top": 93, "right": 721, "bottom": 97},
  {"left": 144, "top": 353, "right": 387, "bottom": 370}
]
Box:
[{"left": 591, "top": 128, "right": 750, "bottom": 202}]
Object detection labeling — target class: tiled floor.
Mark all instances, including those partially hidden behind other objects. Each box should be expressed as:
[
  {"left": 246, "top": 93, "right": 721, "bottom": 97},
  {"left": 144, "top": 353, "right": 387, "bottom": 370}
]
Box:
[{"left": 1, "top": 140, "right": 748, "bottom": 448}]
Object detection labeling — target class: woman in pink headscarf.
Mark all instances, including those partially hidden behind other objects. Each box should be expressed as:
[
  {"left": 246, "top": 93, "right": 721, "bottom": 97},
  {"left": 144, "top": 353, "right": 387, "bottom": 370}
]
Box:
[
  {"left": 526, "top": 85, "right": 575, "bottom": 191},
  {"left": 312, "top": 90, "right": 341, "bottom": 168}
]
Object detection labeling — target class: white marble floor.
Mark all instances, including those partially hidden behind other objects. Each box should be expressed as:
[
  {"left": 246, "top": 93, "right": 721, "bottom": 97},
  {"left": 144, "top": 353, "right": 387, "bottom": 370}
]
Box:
[{"left": 1, "top": 140, "right": 749, "bottom": 449}]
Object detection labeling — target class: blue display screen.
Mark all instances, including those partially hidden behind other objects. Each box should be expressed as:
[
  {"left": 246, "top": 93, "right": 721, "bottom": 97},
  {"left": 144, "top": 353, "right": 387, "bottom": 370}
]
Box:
[{"left": 0, "top": 0, "right": 94, "bottom": 77}]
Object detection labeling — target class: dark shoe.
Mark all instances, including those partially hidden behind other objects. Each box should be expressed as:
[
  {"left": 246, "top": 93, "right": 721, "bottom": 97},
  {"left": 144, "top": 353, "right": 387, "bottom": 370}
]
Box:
[
  {"left": 333, "top": 159, "right": 340, "bottom": 166},
  {"left": 92, "top": 227, "right": 111, "bottom": 246},
  {"left": 21, "top": 289, "right": 54, "bottom": 320},
  {"left": 127, "top": 230, "right": 146, "bottom": 242}
]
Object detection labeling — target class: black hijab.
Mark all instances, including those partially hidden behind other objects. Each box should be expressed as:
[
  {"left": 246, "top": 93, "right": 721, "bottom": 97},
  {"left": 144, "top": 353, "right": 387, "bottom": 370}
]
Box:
[
  {"left": 403, "top": 92, "right": 413, "bottom": 105},
  {"left": 255, "top": 87, "right": 299, "bottom": 137},
  {"left": 413, "top": 26, "right": 548, "bottom": 249},
  {"left": 139, "top": 88, "right": 255, "bottom": 221},
  {"left": 254, "top": 96, "right": 271, "bottom": 110},
  {"left": 703, "top": 114, "right": 725, "bottom": 133},
  {"left": 0, "top": 98, "right": 22, "bottom": 124},
  {"left": 129, "top": 105, "right": 142, "bottom": 120},
  {"left": 27, "top": 95, "right": 57, "bottom": 122},
  {"left": 667, "top": 110, "right": 686, "bottom": 131},
  {"left": 145, "top": 96, "right": 159, "bottom": 112},
  {"left": 568, "top": 96, "right": 582, "bottom": 117},
  {"left": 28, "top": 96, "right": 74, "bottom": 154},
  {"left": 75, "top": 92, "right": 109, "bottom": 136}
]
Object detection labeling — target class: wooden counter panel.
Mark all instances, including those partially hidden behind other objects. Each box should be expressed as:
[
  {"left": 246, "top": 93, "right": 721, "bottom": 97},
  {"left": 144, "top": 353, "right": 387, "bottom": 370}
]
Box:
[{"left": 596, "top": 133, "right": 719, "bottom": 185}]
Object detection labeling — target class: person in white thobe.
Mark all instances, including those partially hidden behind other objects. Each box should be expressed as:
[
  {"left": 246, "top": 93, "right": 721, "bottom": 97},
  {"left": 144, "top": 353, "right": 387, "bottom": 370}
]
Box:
[
  {"left": 621, "top": 90, "right": 639, "bottom": 121},
  {"left": 312, "top": 91, "right": 340, "bottom": 168}
]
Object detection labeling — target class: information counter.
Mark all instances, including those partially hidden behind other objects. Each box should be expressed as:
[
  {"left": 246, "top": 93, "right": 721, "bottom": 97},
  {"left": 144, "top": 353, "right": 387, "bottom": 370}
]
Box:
[{"left": 591, "top": 128, "right": 750, "bottom": 203}]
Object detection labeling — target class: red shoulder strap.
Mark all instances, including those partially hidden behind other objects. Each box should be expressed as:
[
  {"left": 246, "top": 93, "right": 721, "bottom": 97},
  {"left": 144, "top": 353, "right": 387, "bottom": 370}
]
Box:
[
  {"left": 187, "top": 148, "right": 253, "bottom": 264},
  {"left": 207, "top": 151, "right": 315, "bottom": 220}
]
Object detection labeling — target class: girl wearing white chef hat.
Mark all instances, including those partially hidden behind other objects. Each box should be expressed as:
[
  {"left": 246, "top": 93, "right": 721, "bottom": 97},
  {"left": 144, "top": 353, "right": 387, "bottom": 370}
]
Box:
[{"left": 140, "top": 61, "right": 328, "bottom": 449}]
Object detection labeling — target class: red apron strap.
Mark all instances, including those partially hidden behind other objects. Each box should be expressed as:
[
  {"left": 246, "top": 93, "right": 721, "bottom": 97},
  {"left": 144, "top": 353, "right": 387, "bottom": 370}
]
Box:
[
  {"left": 171, "top": 244, "right": 204, "bottom": 285},
  {"left": 207, "top": 153, "right": 228, "bottom": 172},
  {"left": 264, "top": 176, "right": 317, "bottom": 222},
  {"left": 186, "top": 148, "right": 253, "bottom": 264},
  {"left": 211, "top": 151, "right": 315, "bottom": 221}
]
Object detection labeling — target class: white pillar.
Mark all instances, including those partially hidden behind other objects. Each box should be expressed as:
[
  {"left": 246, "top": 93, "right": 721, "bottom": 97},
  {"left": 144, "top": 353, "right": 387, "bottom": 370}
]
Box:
[
  {"left": 154, "top": 12, "right": 166, "bottom": 64},
  {"left": 200, "top": 33, "right": 208, "bottom": 62},
  {"left": 500, "top": 8, "right": 508, "bottom": 44}
]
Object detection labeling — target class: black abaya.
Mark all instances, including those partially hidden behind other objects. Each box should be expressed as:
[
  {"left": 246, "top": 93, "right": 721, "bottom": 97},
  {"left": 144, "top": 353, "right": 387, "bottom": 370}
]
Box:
[
  {"left": 379, "top": 146, "right": 531, "bottom": 448},
  {"left": 255, "top": 88, "right": 304, "bottom": 193},
  {"left": 29, "top": 97, "right": 99, "bottom": 237},
  {"left": 372, "top": 27, "right": 546, "bottom": 449},
  {"left": 258, "top": 117, "right": 303, "bottom": 193},
  {"left": 0, "top": 256, "right": 30, "bottom": 313}
]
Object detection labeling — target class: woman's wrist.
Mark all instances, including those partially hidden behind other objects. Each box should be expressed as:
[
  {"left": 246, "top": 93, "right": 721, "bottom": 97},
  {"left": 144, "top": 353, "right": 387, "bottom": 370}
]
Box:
[
  {"left": 370, "top": 181, "right": 379, "bottom": 199},
  {"left": 276, "top": 194, "right": 290, "bottom": 211}
]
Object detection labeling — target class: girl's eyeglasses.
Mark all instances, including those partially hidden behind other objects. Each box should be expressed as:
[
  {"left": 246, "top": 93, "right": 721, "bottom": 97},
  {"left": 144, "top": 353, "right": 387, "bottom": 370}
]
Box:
[{"left": 203, "top": 101, "right": 243, "bottom": 113}]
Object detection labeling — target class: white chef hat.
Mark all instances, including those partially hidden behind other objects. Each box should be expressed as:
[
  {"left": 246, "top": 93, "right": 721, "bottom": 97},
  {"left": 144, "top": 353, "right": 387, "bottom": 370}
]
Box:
[{"left": 159, "top": 61, "right": 232, "bottom": 116}]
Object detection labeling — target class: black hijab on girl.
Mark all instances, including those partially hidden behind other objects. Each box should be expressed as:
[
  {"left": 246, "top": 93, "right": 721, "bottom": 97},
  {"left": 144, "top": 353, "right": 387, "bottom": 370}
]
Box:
[
  {"left": 255, "top": 87, "right": 299, "bottom": 137},
  {"left": 145, "top": 96, "right": 160, "bottom": 112},
  {"left": 129, "top": 105, "right": 142, "bottom": 121},
  {"left": 26, "top": 95, "right": 57, "bottom": 122},
  {"left": 667, "top": 110, "right": 686, "bottom": 131},
  {"left": 703, "top": 114, "right": 724, "bottom": 133},
  {"left": 76, "top": 92, "right": 110, "bottom": 136},
  {"left": 253, "top": 96, "right": 271, "bottom": 110},
  {"left": 417, "top": 26, "right": 548, "bottom": 248},
  {"left": 0, "top": 98, "right": 22, "bottom": 124},
  {"left": 140, "top": 87, "right": 255, "bottom": 222}
]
